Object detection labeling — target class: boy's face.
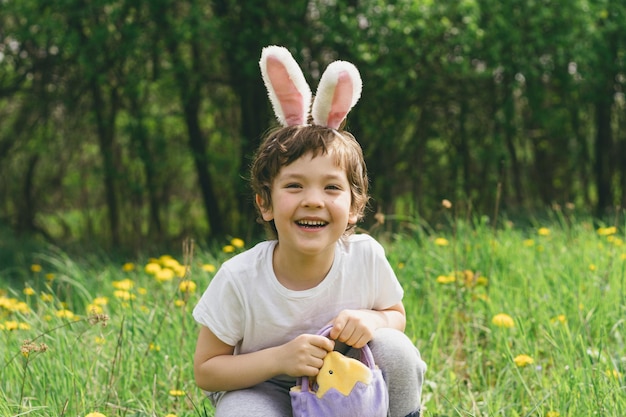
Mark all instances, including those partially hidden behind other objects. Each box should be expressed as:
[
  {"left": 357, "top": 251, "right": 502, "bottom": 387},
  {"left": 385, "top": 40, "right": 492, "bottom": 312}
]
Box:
[{"left": 257, "top": 150, "right": 357, "bottom": 256}]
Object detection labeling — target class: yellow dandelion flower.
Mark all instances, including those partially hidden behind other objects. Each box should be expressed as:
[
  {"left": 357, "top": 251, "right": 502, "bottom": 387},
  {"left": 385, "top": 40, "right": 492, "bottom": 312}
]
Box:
[
  {"left": 169, "top": 389, "right": 186, "bottom": 397},
  {"left": 0, "top": 323, "right": 4, "bottom": 330},
  {"left": 14, "top": 301, "right": 30, "bottom": 314},
  {"left": 174, "top": 264, "right": 188, "bottom": 278},
  {"left": 434, "top": 238, "right": 449, "bottom": 246},
  {"left": 45, "top": 273, "right": 55, "bottom": 281},
  {"left": 93, "top": 296, "right": 109, "bottom": 306},
  {"left": 113, "top": 290, "right": 136, "bottom": 301},
  {"left": 145, "top": 262, "right": 161, "bottom": 274},
  {"left": 138, "top": 287, "right": 147, "bottom": 295},
  {"left": 18, "top": 322, "right": 31, "bottom": 330},
  {"left": 1, "top": 298, "right": 25, "bottom": 313},
  {"left": 0, "top": 296, "right": 12, "bottom": 310},
  {"left": 30, "top": 264, "right": 42, "bottom": 272},
  {"left": 513, "top": 354, "right": 534, "bottom": 367},
  {"left": 149, "top": 342, "right": 161, "bottom": 351},
  {"left": 55, "top": 309, "right": 75, "bottom": 320},
  {"left": 112, "top": 279, "right": 134, "bottom": 290},
  {"left": 436, "top": 274, "right": 456, "bottom": 284},
  {"left": 608, "top": 236, "right": 623, "bottom": 246},
  {"left": 589, "top": 264, "right": 597, "bottom": 271},
  {"left": 462, "top": 270, "right": 475, "bottom": 287},
  {"left": 140, "top": 305, "right": 150, "bottom": 313},
  {"left": 597, "top": 226, "right": 617, "bottom": 236},
  {"left": 4, "top": 321, "right": 18, "bottom": 331},
  {"left": 550, "top": 314, "right": 567, "bottom": 325},
  {"left": 165, "top": 414, "right": 178, "bottom": 417},
  {"left": 476, "top": 276, "right": 489, "bottom": 286},
  {"left": 538, "top": 227, "right": 550, "bottom": 236},
  {"left": 174, "top": 299, "right": 186, "bottom": 307},
  {"left": 122, "top": 262, "right": 135, "bottom": 272},
  {"left": 23, "top": 287, "right": 35, "bottom": 296},
  {"left": 222, "top": 245, "right": 235, "bottom": 253},
  {"left": 87, "top": 304, "right": 104, "bottom": 315},
  {"left": 605, "top": 369, "right": 621, "bottom": 379},
  {"left": 162, "top": 258, "right": 181, "bottom": 269},
  {"left": 155, "top": 268, "right": 175, "bottom": 282},
  {"left": 523, "top": 239, "right": 535, "bottom": 247},
  {"left": 546, "top": 411, "right": 560, "bottom": 417},
  {"left": 473, "top": 293, "right": 490, "bottom": 302},
  {"left": 85, "top": 412, "right": 107, "bottom": 417},
  {"left": 621, "top": 253, "right": 626, "bottom": 261},
  {"left": 231, "top": 238, "right": 245, "bottom": 248},
  {"left": 179, "top": 280, "right": 197, "bottom": 293},
  {"left": 397, "top": 262, "right": 405, "bottom": 269},
  {"left": 202, "top": 264, "right": 216, "bottom": 273},
  {"left": 159, "top": 254, "right": 174, "bottom": 263},
  {"left": 95, "top": 336, "right": 106, "bottom": 345},
  {"left": 492, "top": 313, "right": 515, "bottom": 328}
]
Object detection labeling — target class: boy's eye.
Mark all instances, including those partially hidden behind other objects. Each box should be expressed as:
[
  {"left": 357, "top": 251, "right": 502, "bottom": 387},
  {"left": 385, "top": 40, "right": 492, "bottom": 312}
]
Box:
[
  {"left": 285, "top": 183, "right": 301, "bottom": 189},
  {"left": 325, "top": 185, "right": 342, "bottom": 191}
]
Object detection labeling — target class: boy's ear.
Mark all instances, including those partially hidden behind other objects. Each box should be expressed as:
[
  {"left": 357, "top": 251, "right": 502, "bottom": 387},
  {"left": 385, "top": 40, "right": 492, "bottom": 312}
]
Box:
[
  {"left": 255, "top": 194, "right": 274, "bottom": 221},
  {"left": 348, "top": 210, "right": 359, "bottom": 225}
]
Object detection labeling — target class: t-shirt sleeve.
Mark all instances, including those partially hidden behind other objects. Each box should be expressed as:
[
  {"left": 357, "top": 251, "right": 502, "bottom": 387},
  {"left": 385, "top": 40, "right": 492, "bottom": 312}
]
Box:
[
  {"left": 192, "top": 267, "right": 244, "bottom": 347},
  {"left": 369, "top": 237, "right": 404, "bottom": 309}
]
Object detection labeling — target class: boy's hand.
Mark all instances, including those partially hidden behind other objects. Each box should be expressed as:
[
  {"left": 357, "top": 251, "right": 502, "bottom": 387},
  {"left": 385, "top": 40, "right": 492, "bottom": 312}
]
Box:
[
  {"left": 277, "top": 334, "right": 334, "bottom": 377},
  {"left": 329, "top": 309, "right": 377, "bottom": 348}
]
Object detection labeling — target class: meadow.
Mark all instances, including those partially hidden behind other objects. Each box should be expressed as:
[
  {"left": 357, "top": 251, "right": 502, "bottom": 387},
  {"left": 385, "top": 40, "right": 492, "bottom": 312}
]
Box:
[{"left": 1, "top": 212, "right": 625, "bottom": 417}]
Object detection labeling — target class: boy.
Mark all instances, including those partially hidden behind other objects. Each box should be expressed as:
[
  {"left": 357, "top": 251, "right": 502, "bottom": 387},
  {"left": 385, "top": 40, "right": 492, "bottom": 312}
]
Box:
[{"left": 193, "top": 46, "right": 426, "bottom": 417}]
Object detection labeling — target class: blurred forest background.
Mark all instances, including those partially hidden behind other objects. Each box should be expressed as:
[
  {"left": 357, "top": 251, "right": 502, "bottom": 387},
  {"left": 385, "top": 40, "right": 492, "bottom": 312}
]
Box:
[{"left": 1, "top": 0, "right": 625, "bottom": 253}]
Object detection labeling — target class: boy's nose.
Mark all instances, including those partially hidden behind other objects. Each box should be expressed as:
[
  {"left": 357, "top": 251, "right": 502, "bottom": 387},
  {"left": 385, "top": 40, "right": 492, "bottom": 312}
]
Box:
[{"left": 301, "top": 189, "right": 324, "bottom": 207}]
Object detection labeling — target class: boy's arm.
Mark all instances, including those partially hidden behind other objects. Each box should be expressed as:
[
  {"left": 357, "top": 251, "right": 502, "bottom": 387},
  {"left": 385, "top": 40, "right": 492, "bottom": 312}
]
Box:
[
  {"left": 329, "top": 301, "right": 406, "bottom": 349},
  {"left": 193, "top": 326, "right": 335, "bottom": 392}
]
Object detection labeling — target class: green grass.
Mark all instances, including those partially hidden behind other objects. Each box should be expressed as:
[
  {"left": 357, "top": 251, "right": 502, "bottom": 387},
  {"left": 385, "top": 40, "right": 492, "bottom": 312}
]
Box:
[{"left": 1, "top": 216, "right": 625, "bottom": 417}]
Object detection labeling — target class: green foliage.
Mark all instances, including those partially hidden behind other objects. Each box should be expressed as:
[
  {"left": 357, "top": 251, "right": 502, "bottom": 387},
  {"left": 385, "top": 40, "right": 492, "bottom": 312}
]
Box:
[
  {"left": 1, "top": 217, "right": 625, "bottom": 416},
  {"left": 1, "top": 0, "right": 625, "bottom": 251}
]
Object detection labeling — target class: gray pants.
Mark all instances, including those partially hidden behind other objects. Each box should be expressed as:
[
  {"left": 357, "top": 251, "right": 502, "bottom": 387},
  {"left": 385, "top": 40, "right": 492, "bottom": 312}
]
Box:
[{"left": 209, "top": 328, "right": 426, "bottom": 417}]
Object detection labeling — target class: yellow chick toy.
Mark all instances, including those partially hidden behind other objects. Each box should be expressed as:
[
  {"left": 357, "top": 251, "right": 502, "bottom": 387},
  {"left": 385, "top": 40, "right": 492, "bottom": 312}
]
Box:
[{"left": 315, "top": 351, "right": 373, "bottom": 398}]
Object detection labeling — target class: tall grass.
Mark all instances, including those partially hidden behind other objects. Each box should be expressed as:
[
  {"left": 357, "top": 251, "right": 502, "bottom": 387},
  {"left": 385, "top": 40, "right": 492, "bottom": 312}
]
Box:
[{"left": 1, "top": 214, "right": 625, "bottom": 417}]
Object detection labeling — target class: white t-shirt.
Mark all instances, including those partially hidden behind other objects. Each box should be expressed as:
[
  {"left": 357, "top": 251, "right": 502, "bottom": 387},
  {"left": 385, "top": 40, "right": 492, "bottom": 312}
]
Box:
[{"left": 192, "top": 233, "right": 403, "bottom": 355}]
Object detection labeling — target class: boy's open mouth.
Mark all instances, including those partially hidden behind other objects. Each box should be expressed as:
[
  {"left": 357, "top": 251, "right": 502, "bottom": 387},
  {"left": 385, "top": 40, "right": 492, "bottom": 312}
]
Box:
[{"left": 296, "top": 220, "right": 328, "bottom": 228}]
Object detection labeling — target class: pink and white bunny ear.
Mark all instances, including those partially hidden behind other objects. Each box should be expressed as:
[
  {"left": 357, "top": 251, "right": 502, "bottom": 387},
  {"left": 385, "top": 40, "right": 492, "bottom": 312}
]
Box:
[
  {"left": 312, "top": 61, "right": 362, "bottom": 130},
  {"left": 259, "top": 46, "right": 312, "bottom": 126}
]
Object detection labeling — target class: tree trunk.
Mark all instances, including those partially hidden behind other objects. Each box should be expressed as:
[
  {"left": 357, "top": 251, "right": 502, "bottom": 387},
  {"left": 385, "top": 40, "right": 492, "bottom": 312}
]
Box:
[
  {"left": 16, "top": 155, "right": 39, "bottom": 235},
  {"left": 91, "top": 80, "right": 121, "bottom": 247},
  {"left": 149, "top": 0, "right": 225, "bottom": 238},
  {"left": 182, "top": 93, "right": 225, "bottom": 237},
  {"left": 129, "top": 96, "right": 162, "bottom": 239},
  {"left": 235, "top": 77, "right": 269, "bottom": 233},
  {"left": 594, "top": 96, "right": 612, "bottom": 216},
  {"left": 503, "top": 88, "right": 524, "bottom": 207}
]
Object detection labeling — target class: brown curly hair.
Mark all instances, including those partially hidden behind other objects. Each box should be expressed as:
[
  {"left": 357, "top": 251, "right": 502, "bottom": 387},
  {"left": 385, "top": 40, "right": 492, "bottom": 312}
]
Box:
[{"left": 250, "top": 124, "right": 369, "bottom": 239}]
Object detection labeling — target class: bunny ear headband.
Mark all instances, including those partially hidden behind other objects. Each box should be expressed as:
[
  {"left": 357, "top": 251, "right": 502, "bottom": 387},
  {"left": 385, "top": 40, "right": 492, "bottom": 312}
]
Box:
[{"left": 259, "top": 45, "right": 362, "bottom": 130}]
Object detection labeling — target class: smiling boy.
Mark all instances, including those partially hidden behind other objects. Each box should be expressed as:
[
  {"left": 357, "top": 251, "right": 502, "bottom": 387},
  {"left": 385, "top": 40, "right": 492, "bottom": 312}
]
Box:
[{"left": 192, "top": 46, "right": 426, "bottom": 417}]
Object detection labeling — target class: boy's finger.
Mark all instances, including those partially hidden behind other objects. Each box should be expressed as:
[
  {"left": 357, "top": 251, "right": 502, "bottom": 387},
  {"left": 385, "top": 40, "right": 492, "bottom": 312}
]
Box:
[
  {"left": 328, "top": 320, "right": 344, "bottom": 340},
  {"left": 313, "top": 335, "right": 335, "bottom": 351}
]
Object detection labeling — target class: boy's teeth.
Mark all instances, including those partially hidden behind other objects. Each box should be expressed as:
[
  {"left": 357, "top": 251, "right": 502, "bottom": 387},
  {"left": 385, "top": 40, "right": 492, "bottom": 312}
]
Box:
[{"left": 298, "top": 220, "right": 326, "bottom": 226}]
